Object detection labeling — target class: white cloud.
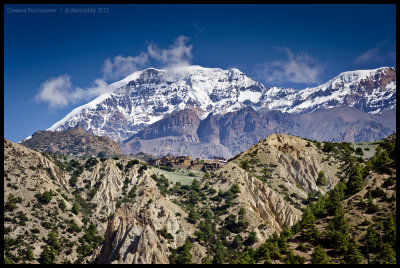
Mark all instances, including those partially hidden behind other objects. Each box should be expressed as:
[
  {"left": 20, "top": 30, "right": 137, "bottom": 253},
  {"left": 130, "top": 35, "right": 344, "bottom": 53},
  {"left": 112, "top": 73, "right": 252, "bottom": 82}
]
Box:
[
  {"left": 354, "top": 41, "right": 396, "bottom": 64},
  {"left": 75, "top": 78, "right": 110, "bottom": 99},
  {"left": 37, "top": 35, "right": 194, "bottom": 109},
  {"left": 35, "top": 75, "right": 110, "bottom": 109},
  {"left": 258, "top": 47, "right": 324, "bottom": 85},
  {"left": 102, "top": 52, "right": 149, "bottom": 81},
  {"left": 100, "top": 35, "right": 193, "bottom": 81},
  {"left": 35, "top": 74, "right": 73, "bottom": 108},
  {"left": 147, "top": 35, "right": 193, "bottom": 68}
]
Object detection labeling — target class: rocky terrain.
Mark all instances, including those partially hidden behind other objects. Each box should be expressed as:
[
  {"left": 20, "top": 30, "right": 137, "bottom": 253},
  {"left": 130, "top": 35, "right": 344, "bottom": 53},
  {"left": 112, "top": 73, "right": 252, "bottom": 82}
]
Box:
[
  {"left": 20, "top": 128, "right": 123, "bottom": 158},
  {"left": 4, "top": 138, "right": 179, "bottom": 264},
  {"left": 4, "top": 132, "right": 396, "bottom": 264},
  {"left": 4, "top": 132, "right": 352, "bottom": 263},
  {"left": 39, "top": 65, "right": 395, "bottom": 159},
  {"left": 229, "top": 134, "right": 396, "bottom": 264},
  {"left": 122, "top": 106, "right": 395, "bottom": 158}
]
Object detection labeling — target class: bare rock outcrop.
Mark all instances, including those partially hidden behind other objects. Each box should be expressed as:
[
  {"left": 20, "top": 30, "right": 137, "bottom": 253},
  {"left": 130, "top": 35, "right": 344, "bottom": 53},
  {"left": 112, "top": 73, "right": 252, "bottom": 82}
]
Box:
[{"left": 94, "top": 172, "right": 204, "bottom": 264}]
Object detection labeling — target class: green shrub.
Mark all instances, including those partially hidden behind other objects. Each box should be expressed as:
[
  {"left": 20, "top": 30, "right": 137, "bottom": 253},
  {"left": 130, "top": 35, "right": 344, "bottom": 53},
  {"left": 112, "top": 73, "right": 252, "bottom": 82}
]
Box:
[
  {"left": 157, "top": 226, "right": 174, "bottom": 240},
  {"left": 36, "top": 190, "right": 53, "bottom": 205},
  {"left": 316, "top": 171, "right": 328, "bottom": 186},
  {"left": 71, "top": 202, "right": 80, "bottom": 215},
  {"left": 160, "top": 165, "right": 174, "bottom": 172},
  {"left": 69, "top": 176, "right": 78, "bottom": 187}
]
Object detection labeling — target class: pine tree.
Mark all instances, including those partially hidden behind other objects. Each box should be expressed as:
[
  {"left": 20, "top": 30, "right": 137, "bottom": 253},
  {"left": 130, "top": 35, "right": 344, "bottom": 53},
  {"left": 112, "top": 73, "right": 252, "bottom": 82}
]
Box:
[
  {"left": 327, "top": 203, "right": 350, "bottom": 253},
  {"left": 48, "top": 229, "right": 61, "bottom": 250},
  {"left": 284, "top": 249, "right": 305, "bottom": 264},
  {"left": 254, "top": 242, "right": 270, "bottom": 263},
  {"left": 346, "top": 161, "right": 364, "bottom": 195},
  {"left": 244, "top": 231, "right": 258, "bottom": 246},
  {"left": 377, "top": 151, "right": 390, "bottom": 166},
  {"left": 231, "top": 235, "right": 243, "bottom": 249},
  {"left": 169, "top": 239, "right": 193, "bottom": 264},
  {"left": 212, "top": 241, "right": 226, "bottom": 264},
  {"left": 40, "top": 245, "right": 57, "bottom": 264},
  {"left": 383, "top": 214, "right": 396, "bottom": 245},
  {"left": 187, "top": 205, "right": 200, "bottom": 224},
  {"left": 310, "top": 245, "right": 330, "bottom": 264},
  {"left": 235, "top": 248, "right": 256, "bottom": 264},
  {"left": 326, "top": 181, "right": 346, "bottom": 215},
  {"left": 366, "top": 191, "right": 378, "bottom": 214},
  {"left": 300, "top": 208, "right": 319, "bottom": 242},
  {"left": 373, "top": 243, "right": 396, "bottom": 264},
  {"left": 25, "top": 245, "right": 35, "bottom": 261},
  {"left": 176, "top": 239, "right": 193, "bottom": 264},
  {"left": 364, "top": 225, "right": 379, "bottom": 252},
  {"left": 345, "top": 237, "right": 364, "bottom": 264}
]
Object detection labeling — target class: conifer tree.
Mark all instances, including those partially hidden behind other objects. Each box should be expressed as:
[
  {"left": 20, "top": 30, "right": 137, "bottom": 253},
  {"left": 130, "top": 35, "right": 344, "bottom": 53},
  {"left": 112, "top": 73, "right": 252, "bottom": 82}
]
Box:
[
  {"left": 327, "top": 203, "right": 350, "bottom": 253},
  {"left": 383, "top": 214, "right": 396, "bottom": 245},
  {"left": 364, "top": 225, "right": 379, "bottom": 251},
  {"left": 366, "top": 191, "right": 378, "bottom": 213},
  {"left": 48, "top": 229, "right": 61, "bottom": 250},
  {"left": 310, "top": 245, "right": 330, "bottom": 264},
  {"left": 326, "top": 181, "right": 346, "bottom": 215},
  {"left": 212, "top": 241, "right": 226, "bottom": 264},
  {"left": 187, "top": 205, "right": 200, "bottom": 224},
  {"left": 40, "top": 245, "right": 57, "bottom": 264},
  {"left": 169, "top": 239, "right": 193, "bottom": 264},
  {"left": 373, "top": 243, "right": 396, "bottom": 264},
  {"left": 300, "top": 208, "right": 319, "bottom": 242},
  {"left": 346, "top": 161, "right": 364, "bottom": 195},
  {"left": 345, "top": 236, "right": 364, "bottom": 264}
]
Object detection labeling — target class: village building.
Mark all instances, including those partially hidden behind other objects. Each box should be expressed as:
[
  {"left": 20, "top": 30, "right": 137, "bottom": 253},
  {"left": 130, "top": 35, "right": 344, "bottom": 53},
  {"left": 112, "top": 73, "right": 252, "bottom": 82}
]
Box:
[{"left": 148, "top": 155, "right": 227, "bottom": 172}]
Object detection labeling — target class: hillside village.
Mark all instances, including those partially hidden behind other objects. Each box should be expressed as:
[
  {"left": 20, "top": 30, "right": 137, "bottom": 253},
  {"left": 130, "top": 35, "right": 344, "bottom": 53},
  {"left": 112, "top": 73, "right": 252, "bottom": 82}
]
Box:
[{"left": 148, "top": 155, "right": 227, "bottom": 172}]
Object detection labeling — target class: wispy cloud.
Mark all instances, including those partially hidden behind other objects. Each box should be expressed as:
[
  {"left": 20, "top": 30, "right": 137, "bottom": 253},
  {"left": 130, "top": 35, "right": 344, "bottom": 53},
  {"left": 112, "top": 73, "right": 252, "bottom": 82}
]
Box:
[
  {"left": 35, "top": 75, "right": 109, "bottom": 109},
  {"left": 101, "top": 35, "right": 193, "bottom": 81},
  {"left": 257, "top": 47, "right": 324, "bottom": 85},
  {"left": 147, "top": 35, "right": 193, "bottom": 68},
  {"left": 35, "top": 75, "right": 73, "bottom": 108},
  {"left": 102, "top": 52, "right": 149, "bottom": 81},
  {"left": 36, "top": 35, "right": 194, "bottom": 109},
  {"left": 354, "top": 41, "right": 396, "bottom": 64}
]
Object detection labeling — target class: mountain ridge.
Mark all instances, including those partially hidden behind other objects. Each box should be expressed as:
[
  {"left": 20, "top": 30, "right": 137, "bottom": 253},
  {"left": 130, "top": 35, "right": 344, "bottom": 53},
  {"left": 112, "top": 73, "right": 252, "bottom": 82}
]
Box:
[{"left": 41, "top": 65, "right": 396, "bottom": 145}]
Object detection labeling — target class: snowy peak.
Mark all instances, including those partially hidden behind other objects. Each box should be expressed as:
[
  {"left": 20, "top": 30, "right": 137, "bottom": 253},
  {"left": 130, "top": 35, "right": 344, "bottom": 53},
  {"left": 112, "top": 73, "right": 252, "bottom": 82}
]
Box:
[
  {"left": 46, "top": 65, "right": 395, "bottom": 143},
  {"left": 263, "top": 67, "right": 396, "bottom": 114},
  {"left": 48, "top": 65, "right": 267, "bottom": 142},
  {"left": 317, "top": 66, "right": 395, "bottom": 91}
]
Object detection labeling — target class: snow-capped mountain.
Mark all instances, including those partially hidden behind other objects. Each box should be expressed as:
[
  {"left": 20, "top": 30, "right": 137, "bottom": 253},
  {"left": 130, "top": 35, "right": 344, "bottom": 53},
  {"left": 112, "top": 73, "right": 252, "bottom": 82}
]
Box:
[
  {"left": 48, "top": 65, "right": 268, "bottom": 142},
  {"left": 47, "top": 65, "right": 396, "bottom": 143},
  {"left": 261, "top": 67, "right": 396, "bottom": 114}
]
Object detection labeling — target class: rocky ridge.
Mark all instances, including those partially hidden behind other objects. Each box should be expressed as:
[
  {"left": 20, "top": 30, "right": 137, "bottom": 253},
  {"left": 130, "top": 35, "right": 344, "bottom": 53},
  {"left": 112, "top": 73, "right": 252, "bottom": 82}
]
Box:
[
  {"left": 20, "top": 128, "right": 122, "bottom": 158},
  {"left": 45, "top": 66, "right": 396, "bottom": 144},
  {"left": 5, "top": 132, "right": 393, "bottom": 264},
  {"left": 122, "top": 106, "right": 395, "bottom": 158}
]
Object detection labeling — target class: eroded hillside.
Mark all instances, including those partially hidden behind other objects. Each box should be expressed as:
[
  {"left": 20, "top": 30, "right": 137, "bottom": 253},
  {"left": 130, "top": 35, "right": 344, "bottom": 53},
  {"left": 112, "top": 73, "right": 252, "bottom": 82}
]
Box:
[
  {"left": 4, "top": 133, "right": 394, "bottom": 264},
  {"left": 229, "top": 134, "right": 396, "bottom": 264}
]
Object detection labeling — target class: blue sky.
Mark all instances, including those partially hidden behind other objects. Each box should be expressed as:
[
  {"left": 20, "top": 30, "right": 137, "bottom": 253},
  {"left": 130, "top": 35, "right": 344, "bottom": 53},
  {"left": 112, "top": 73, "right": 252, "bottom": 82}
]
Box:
[{"left": 4, "top": 4, "right": 396, "bottom": 142}]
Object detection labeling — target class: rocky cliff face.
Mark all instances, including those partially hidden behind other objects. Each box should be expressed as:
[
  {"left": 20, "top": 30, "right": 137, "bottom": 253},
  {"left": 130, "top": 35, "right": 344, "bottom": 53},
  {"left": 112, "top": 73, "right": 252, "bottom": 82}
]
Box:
[
  {"left": 122, "top": 106, "right": 395, "bottom": 158},
  {"left": 20, "top": 128, "right": 122, "bottom": 158},
  {"left": 94, "top": 196, "right": 203, "bottom": 264},
  {"left": 126, "top": 108, "right": 202, "bottom": 142}
]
